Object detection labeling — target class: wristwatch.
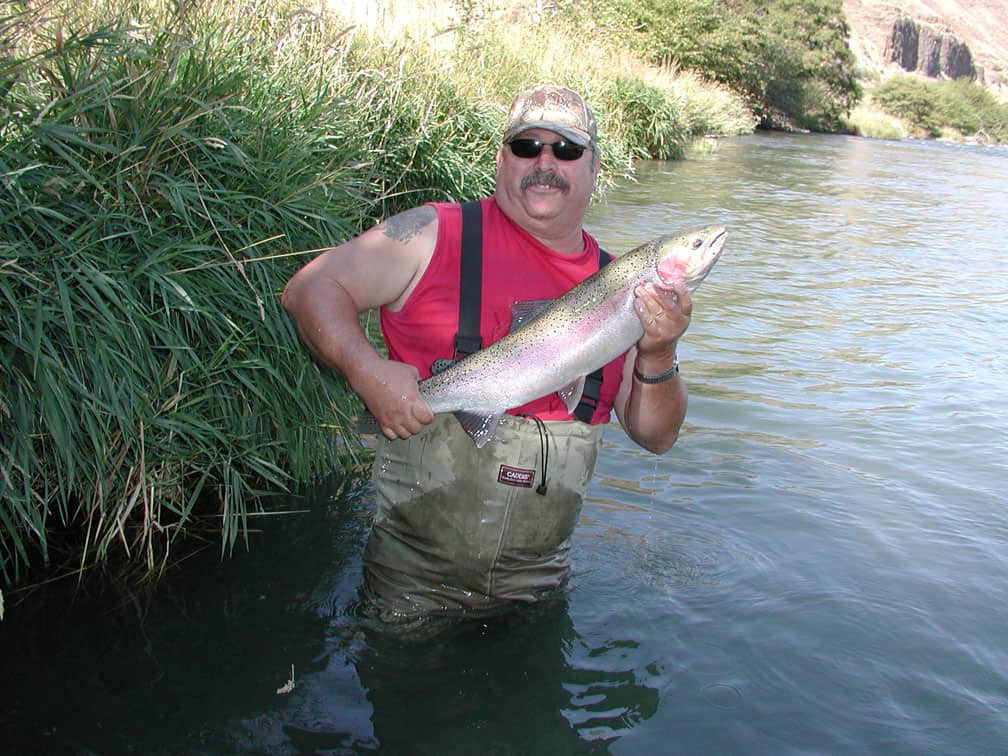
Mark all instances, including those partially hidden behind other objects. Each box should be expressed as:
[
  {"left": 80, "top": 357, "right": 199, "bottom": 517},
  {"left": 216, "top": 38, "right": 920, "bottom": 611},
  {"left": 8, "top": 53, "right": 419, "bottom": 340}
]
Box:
[{"left": 633, "top": 357, "right": 680, "bottom": 384}]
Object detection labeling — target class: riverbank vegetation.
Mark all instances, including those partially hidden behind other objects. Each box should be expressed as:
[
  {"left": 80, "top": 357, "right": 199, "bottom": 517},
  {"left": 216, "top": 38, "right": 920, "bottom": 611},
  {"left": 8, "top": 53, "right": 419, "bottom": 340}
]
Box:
[
  {"left": 562, "top": 0, "right": 862, "bottom": 133},
  {"left": 867, "top": 76, "right": 1008, "bottom": 143},
  {"left": 562, "top": 0, "right": 1005, "bottom": 144}
]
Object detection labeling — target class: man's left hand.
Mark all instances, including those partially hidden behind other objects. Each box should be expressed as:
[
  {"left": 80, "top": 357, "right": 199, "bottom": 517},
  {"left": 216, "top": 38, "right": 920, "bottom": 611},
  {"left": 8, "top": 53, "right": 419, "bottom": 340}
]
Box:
[{"left": 633, "top": 280, "right": 691, "bottom": 357}]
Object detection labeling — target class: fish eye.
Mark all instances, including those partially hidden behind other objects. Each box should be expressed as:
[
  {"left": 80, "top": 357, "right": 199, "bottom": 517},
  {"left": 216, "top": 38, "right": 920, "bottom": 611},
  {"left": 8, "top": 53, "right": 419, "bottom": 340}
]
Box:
[{"left": 692, "top": 238, "right": 703, "bottom": 249}]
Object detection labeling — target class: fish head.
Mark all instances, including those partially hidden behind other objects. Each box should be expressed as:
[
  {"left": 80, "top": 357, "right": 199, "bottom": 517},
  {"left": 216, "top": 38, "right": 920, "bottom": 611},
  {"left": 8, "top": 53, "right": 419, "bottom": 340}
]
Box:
[{"left": 655, "top": 225, "right": 727, "bottom": 291}]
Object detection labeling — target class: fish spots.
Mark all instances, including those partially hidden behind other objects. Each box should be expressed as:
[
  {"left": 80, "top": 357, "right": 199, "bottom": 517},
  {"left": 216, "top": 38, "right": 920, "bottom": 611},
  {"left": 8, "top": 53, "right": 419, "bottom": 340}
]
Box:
[{"left": 418, "top": 225, "right": 727, "bottom": 445}]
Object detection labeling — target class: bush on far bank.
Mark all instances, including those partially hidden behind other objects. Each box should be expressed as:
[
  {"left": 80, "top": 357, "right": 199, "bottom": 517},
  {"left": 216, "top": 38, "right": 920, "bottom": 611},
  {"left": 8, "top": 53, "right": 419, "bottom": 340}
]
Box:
[{"left": 871, "top": 75, "right": 1008, "bottom": 143}]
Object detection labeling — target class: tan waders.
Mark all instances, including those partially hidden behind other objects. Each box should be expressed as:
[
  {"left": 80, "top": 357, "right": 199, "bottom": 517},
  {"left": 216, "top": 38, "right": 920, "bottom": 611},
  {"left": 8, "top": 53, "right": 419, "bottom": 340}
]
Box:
[{"left": 362, "top": 413, "right": 604, "bottom": 619}]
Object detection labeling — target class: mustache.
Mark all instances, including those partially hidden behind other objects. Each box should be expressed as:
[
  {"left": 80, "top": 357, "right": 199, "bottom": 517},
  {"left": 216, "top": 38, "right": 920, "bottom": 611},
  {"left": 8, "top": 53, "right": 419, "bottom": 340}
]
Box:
[{"left": 521, "top": 170, "right": 570, "bottom": 194}]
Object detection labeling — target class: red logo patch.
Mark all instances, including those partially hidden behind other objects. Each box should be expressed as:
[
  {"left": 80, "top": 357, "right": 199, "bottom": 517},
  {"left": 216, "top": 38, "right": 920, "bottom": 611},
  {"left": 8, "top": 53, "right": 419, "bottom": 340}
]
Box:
[{"left": 498, "top": 465, "right": 535, "bottom": 488}]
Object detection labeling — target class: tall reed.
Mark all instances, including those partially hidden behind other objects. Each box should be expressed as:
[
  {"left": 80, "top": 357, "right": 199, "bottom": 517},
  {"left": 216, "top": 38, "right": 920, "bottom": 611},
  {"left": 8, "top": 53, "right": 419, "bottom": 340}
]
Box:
[{"left": 0, "top": 0, "right": 501, "bottom": 586}]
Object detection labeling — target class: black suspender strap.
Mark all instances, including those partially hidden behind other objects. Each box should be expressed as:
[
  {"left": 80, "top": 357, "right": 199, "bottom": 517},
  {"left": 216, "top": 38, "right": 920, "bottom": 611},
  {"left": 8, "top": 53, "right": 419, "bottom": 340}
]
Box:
[
  {"left": 454, "top": 200, "right": 484, "bottom": 359},
  {"left": 572, "top": 371, "right": 603, "bottom": 422},
  {"left": 572, "top": 248, "right": 612, "bottom": 423}
]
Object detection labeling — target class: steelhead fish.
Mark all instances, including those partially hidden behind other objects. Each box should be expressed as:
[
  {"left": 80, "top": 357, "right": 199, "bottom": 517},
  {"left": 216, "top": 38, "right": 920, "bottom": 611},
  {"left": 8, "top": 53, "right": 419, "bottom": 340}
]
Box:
[{"left": 419, "top": 225, "right": 727, "bottom": 447}]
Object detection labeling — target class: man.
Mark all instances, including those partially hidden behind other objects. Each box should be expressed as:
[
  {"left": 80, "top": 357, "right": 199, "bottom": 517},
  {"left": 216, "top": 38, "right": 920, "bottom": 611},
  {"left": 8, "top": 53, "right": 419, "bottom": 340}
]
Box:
[{"left": 282, "top": 85, "right": 691, "bottom": 619}]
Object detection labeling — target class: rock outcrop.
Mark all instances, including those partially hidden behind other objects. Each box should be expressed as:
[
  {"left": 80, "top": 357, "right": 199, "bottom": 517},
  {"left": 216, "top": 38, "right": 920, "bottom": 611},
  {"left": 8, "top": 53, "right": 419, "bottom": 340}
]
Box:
[{"left": 884, "top": 16, "right": 976, "bottom": 79}]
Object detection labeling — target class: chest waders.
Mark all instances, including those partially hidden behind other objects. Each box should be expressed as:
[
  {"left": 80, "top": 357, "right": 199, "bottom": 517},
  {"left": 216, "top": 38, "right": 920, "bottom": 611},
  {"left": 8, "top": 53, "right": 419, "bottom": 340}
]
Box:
[{"left": 362, "top": 202, "right": 612, "bottom": 619}]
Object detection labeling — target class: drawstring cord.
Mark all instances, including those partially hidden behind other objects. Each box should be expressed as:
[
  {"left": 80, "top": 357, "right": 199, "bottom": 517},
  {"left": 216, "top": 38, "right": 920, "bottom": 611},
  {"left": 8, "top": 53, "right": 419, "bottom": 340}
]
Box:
[{"left": 522, "top": 414, "right": 549, "bottom": 496}]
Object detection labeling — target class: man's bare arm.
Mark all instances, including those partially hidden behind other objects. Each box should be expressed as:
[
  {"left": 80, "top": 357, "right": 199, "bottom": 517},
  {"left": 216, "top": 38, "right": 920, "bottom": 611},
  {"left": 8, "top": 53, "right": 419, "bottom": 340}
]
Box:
[
  {"left": 613, "top": 281, "right": 691, "bottom": 454},
  {"left": 282, "top": 205, "right": 439, "bottom": 438}
]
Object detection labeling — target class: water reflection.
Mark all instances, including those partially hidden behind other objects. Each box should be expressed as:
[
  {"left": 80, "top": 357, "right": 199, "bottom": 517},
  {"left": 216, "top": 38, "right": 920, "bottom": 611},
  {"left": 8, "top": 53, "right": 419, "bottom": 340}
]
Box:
[
  {"left": 7, "top": 488, "right": 360, "bottom": 751},
  {"left": 196, "top": 527, "right": 666, "bottom": 754},
  {"left": 349, "top": 598, "right": 659, "bottom": 752}
]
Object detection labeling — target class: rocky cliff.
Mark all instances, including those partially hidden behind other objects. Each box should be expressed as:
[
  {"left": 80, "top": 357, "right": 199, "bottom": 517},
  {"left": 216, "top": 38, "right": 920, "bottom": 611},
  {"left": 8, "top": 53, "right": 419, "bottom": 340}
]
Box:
[
  {"left": 843, "top": 0, "right": 1008, "bottom": 96},
  {"left": 884, "top": 16, "right": 975, "bottom": 78}
]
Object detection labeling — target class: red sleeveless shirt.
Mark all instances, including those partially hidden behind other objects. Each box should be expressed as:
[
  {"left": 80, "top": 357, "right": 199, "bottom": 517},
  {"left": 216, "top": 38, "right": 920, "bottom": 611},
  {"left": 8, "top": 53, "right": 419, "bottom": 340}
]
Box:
[{"left": 380, "top": 197, "right": 625, "bottom": 423}]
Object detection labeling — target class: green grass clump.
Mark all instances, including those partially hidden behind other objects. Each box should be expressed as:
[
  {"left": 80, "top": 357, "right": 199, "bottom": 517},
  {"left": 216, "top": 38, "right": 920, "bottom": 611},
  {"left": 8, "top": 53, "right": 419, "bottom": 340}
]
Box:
[
  {"left": 1, "top": 4, "right": 355, "bottom": 581},
  {"left": 0, "top": 0, "right": 505, "bottom": 586},
  {"left": 599, "top": 67, "right": 756, "bottom": 164},
  {"left": 843, "top": 106, "right": 909, "bottom": 140}
]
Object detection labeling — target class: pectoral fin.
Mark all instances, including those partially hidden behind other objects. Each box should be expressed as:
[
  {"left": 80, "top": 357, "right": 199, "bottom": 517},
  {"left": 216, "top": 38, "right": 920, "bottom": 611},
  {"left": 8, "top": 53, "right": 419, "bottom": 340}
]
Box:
[{"left": 509, "top": 299, "right": 553, "bottom": 331}]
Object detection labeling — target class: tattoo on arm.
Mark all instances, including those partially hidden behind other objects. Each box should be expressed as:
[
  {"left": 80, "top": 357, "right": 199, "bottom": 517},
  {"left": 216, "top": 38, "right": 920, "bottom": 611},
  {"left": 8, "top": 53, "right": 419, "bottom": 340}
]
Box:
[{"left": 382, "top": 206, "right": 435, "bottom": 243}]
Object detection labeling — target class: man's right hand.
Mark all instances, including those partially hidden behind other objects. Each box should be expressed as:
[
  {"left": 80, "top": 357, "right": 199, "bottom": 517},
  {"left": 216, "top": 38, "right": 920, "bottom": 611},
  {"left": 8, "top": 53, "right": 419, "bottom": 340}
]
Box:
[{"left": 355, "top": 359, "right": 435, "bottom": 441}]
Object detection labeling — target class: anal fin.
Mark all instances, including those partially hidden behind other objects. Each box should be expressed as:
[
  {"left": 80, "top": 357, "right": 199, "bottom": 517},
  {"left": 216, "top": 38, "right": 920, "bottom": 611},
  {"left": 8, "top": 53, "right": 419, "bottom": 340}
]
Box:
[{"left": 454, "top": 410, "right": 505, "bottom": 449}]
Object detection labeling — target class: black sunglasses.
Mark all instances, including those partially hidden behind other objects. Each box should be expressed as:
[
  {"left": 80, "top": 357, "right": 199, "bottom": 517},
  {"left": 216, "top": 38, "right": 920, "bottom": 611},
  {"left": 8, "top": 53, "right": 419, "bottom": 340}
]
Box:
[{"left": 507, "top": 138, "right": 588, "bottom": 161}]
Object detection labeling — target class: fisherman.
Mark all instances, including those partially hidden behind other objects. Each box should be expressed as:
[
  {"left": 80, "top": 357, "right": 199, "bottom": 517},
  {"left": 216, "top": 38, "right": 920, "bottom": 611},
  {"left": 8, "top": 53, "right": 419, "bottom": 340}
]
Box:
[{"left": 282, "top": 85, "right": 691, "bottom": 620}]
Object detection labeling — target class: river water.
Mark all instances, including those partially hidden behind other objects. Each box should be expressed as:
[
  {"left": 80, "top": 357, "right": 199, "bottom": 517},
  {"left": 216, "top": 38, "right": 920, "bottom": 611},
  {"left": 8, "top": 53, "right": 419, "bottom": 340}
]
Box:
[{"left": 3, "top": 133, "right": 1007, "bottom": 754}]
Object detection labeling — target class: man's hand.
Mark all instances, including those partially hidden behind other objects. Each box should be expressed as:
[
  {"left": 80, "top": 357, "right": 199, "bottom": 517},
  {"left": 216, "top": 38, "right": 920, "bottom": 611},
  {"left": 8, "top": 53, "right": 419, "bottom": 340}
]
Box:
[
  {"left": 354, "top": 359, "right": 435, "bottom": 441},
  {"left": 612, "top": 279, "right": 691, "bottom": 455},
  {"left": 634, "top": 280, "right": 691, "bottom": 360}
]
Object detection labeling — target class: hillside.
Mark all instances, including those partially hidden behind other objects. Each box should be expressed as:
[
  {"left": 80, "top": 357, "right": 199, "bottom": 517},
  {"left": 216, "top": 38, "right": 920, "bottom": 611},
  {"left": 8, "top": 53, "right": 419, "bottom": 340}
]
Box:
[
  {"left": 331, "top": 0, "right": 1008, "bottom": 101},
  {"left": 843, "top": 0, "right": 1008, "bottom": 95}
]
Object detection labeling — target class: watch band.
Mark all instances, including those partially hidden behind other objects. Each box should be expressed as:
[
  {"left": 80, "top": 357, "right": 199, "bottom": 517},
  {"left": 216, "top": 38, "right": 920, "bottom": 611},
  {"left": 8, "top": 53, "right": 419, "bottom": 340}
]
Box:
[{"left": 633, "top": 357, "right": 680, "bottom": 384}]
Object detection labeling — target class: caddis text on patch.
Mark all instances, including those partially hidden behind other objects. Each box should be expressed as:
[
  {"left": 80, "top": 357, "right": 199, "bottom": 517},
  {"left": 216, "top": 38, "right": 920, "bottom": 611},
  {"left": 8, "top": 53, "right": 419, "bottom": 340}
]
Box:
[{"left": 498, "top": 465, "right": 535, "bottom": 488}]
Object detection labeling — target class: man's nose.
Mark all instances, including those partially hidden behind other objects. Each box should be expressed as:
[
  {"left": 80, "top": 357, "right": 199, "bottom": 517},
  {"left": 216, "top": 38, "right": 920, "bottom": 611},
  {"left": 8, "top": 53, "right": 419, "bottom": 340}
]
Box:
[{"left": 534, "top": 144, "right": 560, "bottom": 166}]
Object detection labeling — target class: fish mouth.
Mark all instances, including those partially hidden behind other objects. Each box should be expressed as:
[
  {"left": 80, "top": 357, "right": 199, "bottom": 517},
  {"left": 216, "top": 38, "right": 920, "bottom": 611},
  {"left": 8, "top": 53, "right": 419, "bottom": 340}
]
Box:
[{"left": 706, "top": 227, "right": 728, "bottom": 263}]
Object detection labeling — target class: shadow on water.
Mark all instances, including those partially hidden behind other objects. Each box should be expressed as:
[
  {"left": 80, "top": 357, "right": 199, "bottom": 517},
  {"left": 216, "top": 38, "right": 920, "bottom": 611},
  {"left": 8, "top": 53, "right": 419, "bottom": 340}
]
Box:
[
  {"left": 1, "top": 473, "right": 660, "bottom": 755},
  {"left": 0, "top": 475, "right": 370, "bottom": 754}
]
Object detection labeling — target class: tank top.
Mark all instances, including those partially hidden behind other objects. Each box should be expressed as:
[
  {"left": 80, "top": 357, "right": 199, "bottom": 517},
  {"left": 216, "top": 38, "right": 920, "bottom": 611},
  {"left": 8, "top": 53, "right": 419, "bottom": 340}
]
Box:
[{"left": 379, "top": 196, "right": 624, "bottom": 423}]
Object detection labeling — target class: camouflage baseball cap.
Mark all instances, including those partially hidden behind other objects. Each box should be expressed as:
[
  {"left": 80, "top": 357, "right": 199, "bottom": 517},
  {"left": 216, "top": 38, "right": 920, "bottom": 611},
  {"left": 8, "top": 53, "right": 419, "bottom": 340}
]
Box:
[{"left": 503, "top": 85, "right": 597, "bottom": 148}]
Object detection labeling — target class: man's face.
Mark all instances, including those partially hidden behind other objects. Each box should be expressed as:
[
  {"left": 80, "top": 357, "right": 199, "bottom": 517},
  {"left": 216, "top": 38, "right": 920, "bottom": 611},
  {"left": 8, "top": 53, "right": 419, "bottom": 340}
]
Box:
[{"left": 494, "top": 128, "right": 600, "bottom": 244}]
